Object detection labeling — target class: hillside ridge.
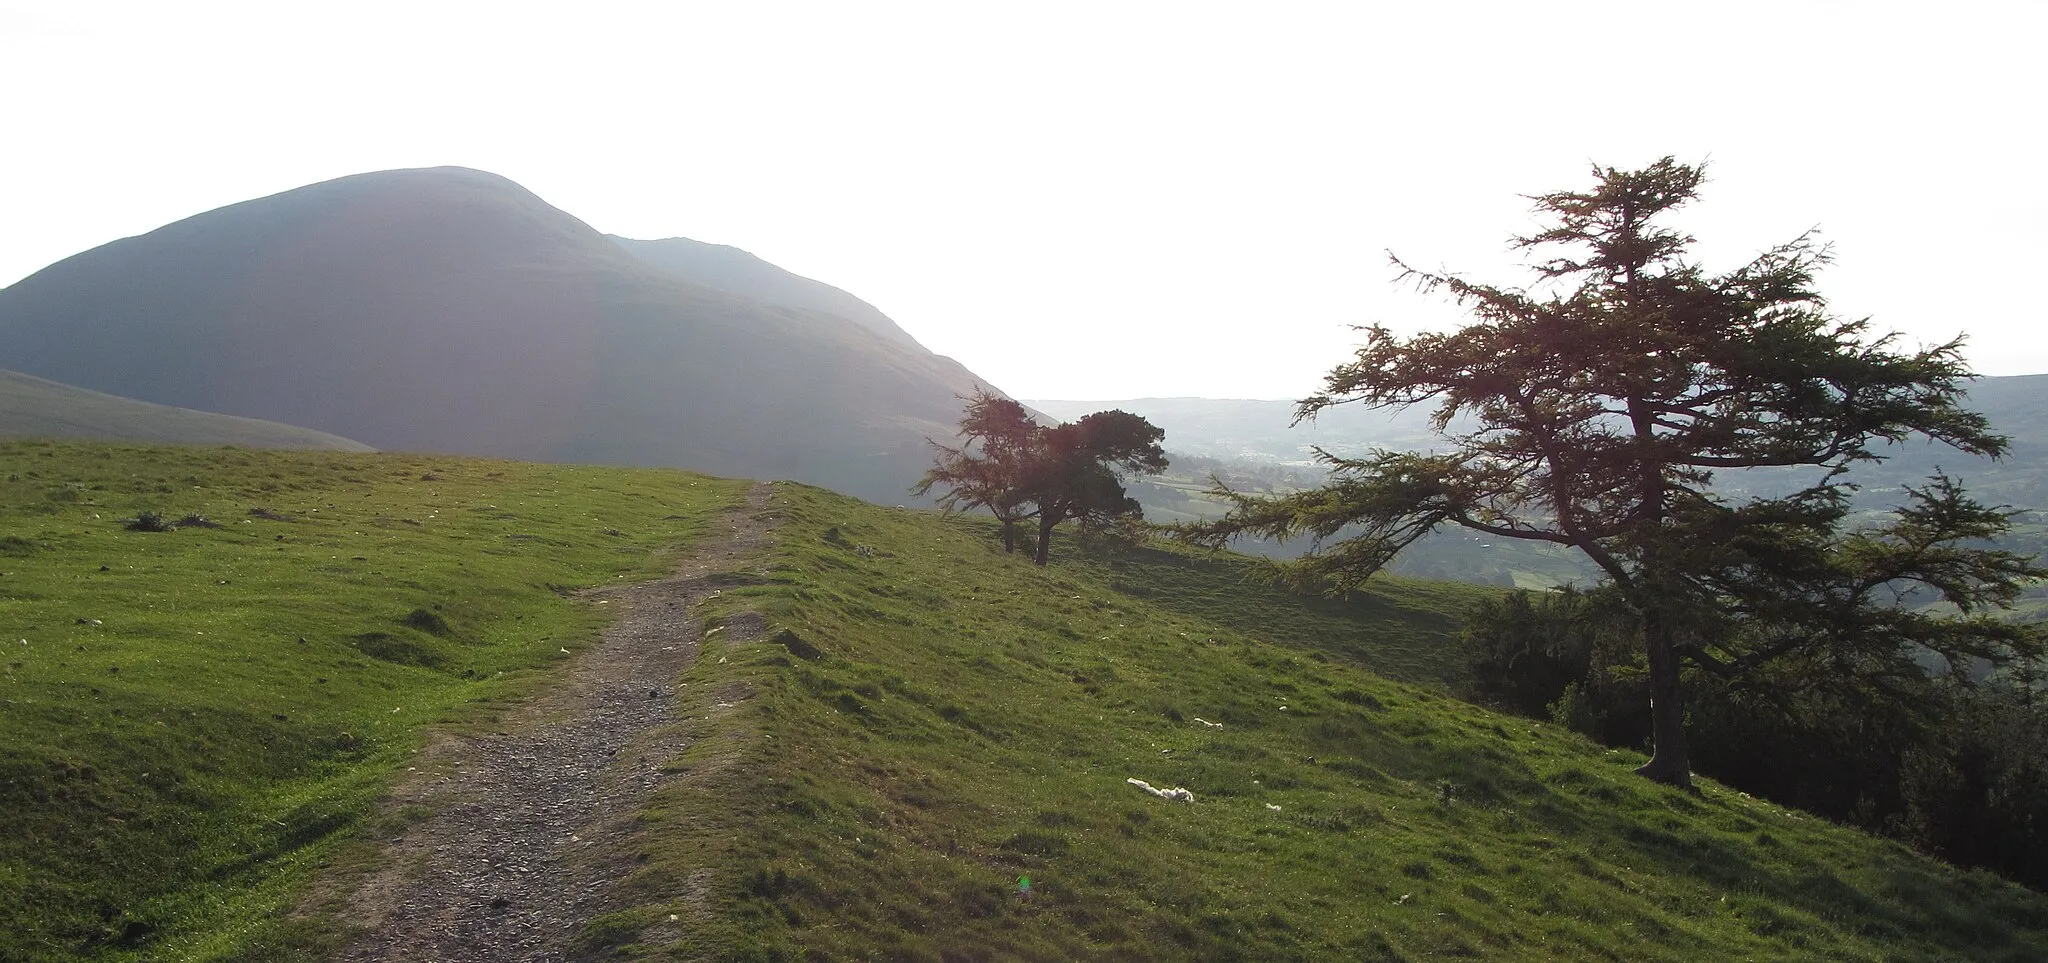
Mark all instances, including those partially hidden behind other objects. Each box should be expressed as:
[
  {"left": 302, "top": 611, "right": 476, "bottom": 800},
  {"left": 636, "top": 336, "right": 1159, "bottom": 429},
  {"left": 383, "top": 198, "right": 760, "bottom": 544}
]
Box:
[
  {"left": 608, "top": 234, "right": 928, "bottom": 350},
  {"left": 0, "top": 166, "right": 999, "bottom": 503},
  {"left": 0, "top": 368, "right": 372, "bottom": 450}
]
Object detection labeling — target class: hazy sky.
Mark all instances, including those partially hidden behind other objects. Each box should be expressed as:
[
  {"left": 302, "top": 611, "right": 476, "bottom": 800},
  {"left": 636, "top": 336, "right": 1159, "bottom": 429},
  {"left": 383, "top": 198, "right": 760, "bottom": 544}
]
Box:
[{"left": 2, "top": 1, "right": 2042, "bottom": 400}]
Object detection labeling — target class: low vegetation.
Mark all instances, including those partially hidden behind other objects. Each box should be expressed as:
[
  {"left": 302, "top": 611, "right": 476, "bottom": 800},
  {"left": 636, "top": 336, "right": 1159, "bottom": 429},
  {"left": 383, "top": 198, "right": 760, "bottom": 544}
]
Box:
[
  {"left": 0, "top": 441, "right": 743, "bottom": 961},
  {"left": 9, "top": 442, "right": 2048, "bottom": 961},
  {"left": 595, "top": 483, "right": 2048, "bottom": 961}
]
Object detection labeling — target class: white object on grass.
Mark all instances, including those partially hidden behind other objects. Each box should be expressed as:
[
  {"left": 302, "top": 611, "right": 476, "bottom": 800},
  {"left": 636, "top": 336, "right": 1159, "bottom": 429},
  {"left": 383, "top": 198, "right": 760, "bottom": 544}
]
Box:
[{"left": 1126, "top": 778, "right": 1194, "bottom": 803}]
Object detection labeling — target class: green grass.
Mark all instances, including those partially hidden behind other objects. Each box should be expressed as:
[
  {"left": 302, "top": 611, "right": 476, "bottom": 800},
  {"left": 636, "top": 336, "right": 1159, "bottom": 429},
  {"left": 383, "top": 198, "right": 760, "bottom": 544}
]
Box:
[
  {"left": 0, "top": 440, "right": 745, "bottom": 961},
  {"left": 603, "top": 483, "right": 2048, "bottom": 961},
  {"left": 13, "top": 444, "right": 2048, "bottom": 962}
]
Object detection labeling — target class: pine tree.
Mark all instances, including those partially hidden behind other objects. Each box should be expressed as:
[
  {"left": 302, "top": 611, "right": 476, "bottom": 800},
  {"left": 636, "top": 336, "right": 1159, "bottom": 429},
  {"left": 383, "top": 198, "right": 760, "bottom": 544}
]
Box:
[
  {"left": 913, "top": 389, "right": 1041, "bottom": 554},
  {"left": 1182, "top": 158, "right": 2043, "bottom": 787}
]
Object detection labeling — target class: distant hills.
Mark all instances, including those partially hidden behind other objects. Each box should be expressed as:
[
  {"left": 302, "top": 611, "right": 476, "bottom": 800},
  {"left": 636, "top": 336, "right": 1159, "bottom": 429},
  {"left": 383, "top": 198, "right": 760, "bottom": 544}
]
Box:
[
  {"left": 0, "top": 369, "right": 371, "bottom": 450},
  {"left": 0, "top": 167, "right": 993, "bottom": 502},
  {"left": 1028, "top": 396, "right": 1451, "bottom": 462},
  {"left": 1035, "top": 375, "right": 2048, "bottom": 508},
  {"left": 1040, "top": 378, "right": 2048, "bottom": 588}
]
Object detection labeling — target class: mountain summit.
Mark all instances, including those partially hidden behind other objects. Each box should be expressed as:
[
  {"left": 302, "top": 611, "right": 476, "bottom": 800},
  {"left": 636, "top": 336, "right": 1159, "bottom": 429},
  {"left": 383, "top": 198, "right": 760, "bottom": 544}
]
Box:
[{"left": 0, "top": 166, "right": 990, "bottom": 500}]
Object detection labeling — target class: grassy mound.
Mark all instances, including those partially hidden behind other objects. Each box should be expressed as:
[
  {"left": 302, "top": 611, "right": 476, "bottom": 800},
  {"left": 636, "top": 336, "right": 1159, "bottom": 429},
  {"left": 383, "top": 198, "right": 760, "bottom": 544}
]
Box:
[
  {"left": 0, "top": 441, "right": 743, "bottom": 961},
  {"left": 608, "top": 484, "right": 2048, "bottom": 961}
]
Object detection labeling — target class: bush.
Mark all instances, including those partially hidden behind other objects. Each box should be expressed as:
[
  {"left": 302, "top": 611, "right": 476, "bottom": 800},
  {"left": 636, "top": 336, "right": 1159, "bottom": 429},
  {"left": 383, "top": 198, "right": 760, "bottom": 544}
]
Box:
[
  {"left": 124, "top": 511, "right": 172, "bottom": 532},
  {"left": 401, "top": 608, "right": 452, "bottom": 636},
  {"left": 1460, "top": 589, "right": 2048, "bottom": 894}
]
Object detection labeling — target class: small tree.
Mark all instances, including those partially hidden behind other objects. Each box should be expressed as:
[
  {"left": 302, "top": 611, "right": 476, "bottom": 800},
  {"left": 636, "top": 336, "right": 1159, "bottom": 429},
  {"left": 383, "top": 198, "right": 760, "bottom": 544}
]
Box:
[
  {"left": 1181, "top": 158, "right": 2043, "bottom": 788},
  {"left": 1021, "top": 410, "right": 1168, "bottom": 565},
  {"left": 913, "top": 389, "right": 1041, "bottom": 553},
  {"left": 918, "top": 393, "right": 1167, "bottom": 566}
]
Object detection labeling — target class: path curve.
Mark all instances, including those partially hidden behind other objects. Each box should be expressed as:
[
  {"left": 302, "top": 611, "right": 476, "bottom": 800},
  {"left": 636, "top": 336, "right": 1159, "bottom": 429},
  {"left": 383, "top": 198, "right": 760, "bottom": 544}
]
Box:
[{"left": 332, "top": 482, "right": 775, "bottom": 961}]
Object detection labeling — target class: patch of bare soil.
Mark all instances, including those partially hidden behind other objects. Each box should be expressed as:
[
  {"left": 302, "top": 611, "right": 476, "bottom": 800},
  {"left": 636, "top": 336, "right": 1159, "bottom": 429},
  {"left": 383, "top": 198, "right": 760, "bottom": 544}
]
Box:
[{"left": 330, "top": 483, "right": 777, "bottom": 962}]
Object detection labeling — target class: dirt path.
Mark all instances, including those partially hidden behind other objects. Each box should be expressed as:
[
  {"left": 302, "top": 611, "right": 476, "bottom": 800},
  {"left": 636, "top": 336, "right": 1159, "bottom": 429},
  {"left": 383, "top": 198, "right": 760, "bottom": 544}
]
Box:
[{"left": 331, "top": 482, "right": 776, "bottom": 962}]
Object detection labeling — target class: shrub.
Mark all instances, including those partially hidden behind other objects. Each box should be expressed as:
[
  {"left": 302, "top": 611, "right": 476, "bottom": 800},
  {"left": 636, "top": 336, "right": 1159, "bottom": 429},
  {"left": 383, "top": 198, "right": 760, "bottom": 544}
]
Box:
[{"left": 124, "top": 511, "right": 172, "bottom": 532}]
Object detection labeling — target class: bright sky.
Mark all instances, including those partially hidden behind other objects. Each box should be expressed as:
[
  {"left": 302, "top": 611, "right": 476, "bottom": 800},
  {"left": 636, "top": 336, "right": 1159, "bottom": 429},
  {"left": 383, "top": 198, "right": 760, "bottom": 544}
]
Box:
[{"left": 2, "top": 1, "right": 2042, "bottom": 400}]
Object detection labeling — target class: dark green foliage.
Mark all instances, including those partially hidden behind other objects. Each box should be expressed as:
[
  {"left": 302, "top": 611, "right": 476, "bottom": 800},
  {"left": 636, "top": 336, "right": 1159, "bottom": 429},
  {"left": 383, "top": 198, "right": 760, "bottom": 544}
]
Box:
[
  {"left": 0, "top": 534, "right": 41, "bottom": 556},
  {"left": 401, "top": 608, "right": 452, "bottom": 636},
  {"left": 1461, "top": 587, "right": 1648, "bottom": 743},
  {"left": 1461, "top": 589, "right": 2048, "bottom": 893},
  {"left": 1898, "top": 684, "right": 2048, "bottom": 889},
  {"left": 352, "top": 631, "right": 448, "bottom": 669},
  {"left": 1182, "top": 158, "right": 2044, "bottom": 787},
  {"left": 123, "top": 510, "right": 171, "bottom": 532}
]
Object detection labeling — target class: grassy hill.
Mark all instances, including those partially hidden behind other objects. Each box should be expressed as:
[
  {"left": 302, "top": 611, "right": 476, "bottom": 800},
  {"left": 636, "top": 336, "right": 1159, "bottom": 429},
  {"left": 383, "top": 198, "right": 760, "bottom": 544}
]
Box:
[
  {"left": 6, "top": 442, "right": 2048, "bottom": 961},
  {"left": 596, "top": 486, "right": 2048, "bottom": 961},
  {"left": 0, "top": 370, "right": 371, "bottom": 450},
  {"left": 0, "top": 441, "right": 744, "bottom": 960},
  {"left": 0, "top": 167, "right": 997, "bottom": 504}
]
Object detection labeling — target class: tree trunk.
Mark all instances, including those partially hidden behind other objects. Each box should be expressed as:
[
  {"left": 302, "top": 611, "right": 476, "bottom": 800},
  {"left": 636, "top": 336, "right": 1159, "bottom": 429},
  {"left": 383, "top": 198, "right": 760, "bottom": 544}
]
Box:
[
  {"left": 1635, "top": 609, "right": 1693, "bottom": 788},
  {"left": 1034, "top": 515, "right": 1056, "bottom": 566}
]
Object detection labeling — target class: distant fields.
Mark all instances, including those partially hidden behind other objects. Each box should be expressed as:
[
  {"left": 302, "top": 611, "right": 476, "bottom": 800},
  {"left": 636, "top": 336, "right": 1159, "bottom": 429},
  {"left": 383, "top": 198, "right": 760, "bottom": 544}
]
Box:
[{"left": 0, "top": 441, "right": 743, "bottom": 961}]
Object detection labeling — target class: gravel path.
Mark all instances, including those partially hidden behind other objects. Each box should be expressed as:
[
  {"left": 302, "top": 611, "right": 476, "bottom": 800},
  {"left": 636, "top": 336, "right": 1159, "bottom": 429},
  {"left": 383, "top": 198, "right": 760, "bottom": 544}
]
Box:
[{"left": 331, "top": 483, "right": 776, "bottom": 962}]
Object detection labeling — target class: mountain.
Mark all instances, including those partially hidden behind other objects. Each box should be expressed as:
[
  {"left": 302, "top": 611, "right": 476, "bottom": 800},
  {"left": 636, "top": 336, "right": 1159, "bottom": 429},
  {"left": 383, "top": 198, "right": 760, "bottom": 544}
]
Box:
[
  {"left": 0, "top": 167, "right": 992, "bottom": 502},
  {"left": 0, "top": 368, "right": 371, "bottom": 450},
  {"left": 607, "top": 235, "right": 925, "bottom": 349}
]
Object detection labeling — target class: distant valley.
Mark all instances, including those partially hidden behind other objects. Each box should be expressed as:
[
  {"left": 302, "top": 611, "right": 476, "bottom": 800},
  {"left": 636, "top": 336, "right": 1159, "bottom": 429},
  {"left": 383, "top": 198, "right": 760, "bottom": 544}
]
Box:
[{"left": 1034, "top": 381, "right": 2048, "bottom": 591}]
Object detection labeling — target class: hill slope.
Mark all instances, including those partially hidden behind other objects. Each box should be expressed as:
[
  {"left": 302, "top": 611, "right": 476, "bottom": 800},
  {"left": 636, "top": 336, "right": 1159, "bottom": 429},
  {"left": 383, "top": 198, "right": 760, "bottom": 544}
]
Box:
[
  {"left": 6, "top": 443, "right": 2048, "bottom": 961},
  {"left": 0, "top": 167, "right": 993, "bottom": 502},
  {"left": 591, "top": 485, "right": 2048, "bottom": 961},
  {"left": 608, "top": 235, "right": 927, "bottom": 350},
  {"left": 0, "top": 369, "right": 371, "bottom": 450}
]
